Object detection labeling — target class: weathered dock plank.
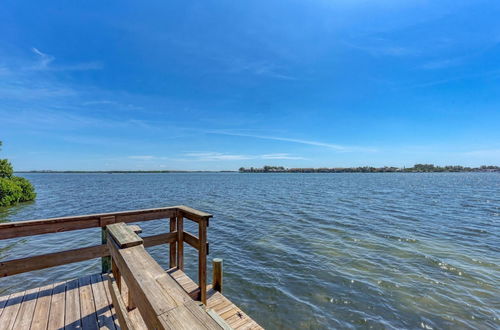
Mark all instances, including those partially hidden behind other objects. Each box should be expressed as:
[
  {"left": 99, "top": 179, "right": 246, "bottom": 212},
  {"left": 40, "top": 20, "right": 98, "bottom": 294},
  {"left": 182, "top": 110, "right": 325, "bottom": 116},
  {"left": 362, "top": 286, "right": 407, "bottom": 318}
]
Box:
[
  {"left": 64, "top": 278, "right": 81, "bottom": 330},
  {"left": 12, "top": 286, "right": 39, "bottom": 329},
  {"left": 90, "top": 274, "right": 118, "bottom": 330},
  {"left": 0, "top": 272, "right": 262, "bottom": 330},
  {"left": 0, "top": 293, "right": 9, "bottom": 313},
  {"left": 79, "top": 275, "right": 99, "bottom": 330},
  {"left": 51, "top": 281, "right": 70, "bottom": 328},
  {"left": 168, "top": 268, "right": 263, "bottom": 330},
  {"left": 107, "top": 222, "right": 143, "bottom": 249},
  {"left": 30, "top": 283, "right": 54, "bottom": 330},
  {"left": 0, "top": 290, "right": 25, "bottom": 329}
]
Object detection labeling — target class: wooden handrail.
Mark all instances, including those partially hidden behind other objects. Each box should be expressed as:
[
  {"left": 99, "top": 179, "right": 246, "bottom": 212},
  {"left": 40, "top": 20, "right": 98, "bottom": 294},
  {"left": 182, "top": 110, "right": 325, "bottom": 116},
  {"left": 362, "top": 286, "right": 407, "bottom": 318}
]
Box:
[
  {"left": 0, "top": 206, "right": 212, "bottom": 286},
  {"left": 106, "top": 224, "right": 220, "bottom": 329},
  {"left": 0, "top": 205, "right": 211, "bottom": 240},
  {"left": 0, "top": 231, "right": 178, "bottom": 277},
  {"left": 107, "top": 223, "right": 143, "bottom": 248},
  {"left": 0, "top": 207, "right": 175, "bottom": 240},
  {"left": 177, "top": 205, "right": 213, "bottom": 222}
]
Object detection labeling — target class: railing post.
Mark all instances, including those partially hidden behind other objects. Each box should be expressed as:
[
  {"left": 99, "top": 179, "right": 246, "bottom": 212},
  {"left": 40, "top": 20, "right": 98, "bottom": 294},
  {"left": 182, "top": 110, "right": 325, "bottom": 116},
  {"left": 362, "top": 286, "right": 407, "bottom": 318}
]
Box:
[
  {"left": 100, "top": 216, "right": 115, "bottom": 274},
  {"left": 212, "top": 258, "right": 223, "bottom": 293},
  {"left": 199, "top": 218, "right": 207, "bottom": 304},
  {"left": 169, "top": 216, "right": 177, "bottom": 268},
  {"left": 177, "top": 214, "right": 184, "bottom": 270},
  {"left": 102, "top": 227, "right": 111, "bottom": 273},
  {"left": 112, "top": 259, "right": 122, "bottom": 292}
]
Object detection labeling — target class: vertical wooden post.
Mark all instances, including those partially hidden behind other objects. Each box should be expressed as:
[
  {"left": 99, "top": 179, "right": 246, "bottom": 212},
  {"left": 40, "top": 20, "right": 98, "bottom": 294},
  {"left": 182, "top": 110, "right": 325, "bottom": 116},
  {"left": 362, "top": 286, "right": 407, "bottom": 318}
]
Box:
[
  {"left": 100, "top": 216, "right": 115, "bottom": 274},
  {"left": 112, "top": 259, "right": 121, "bottom": 292},
  {"left": 199, "top": 219, "right": 207, "bottom": 305},
  {"left": 212, "top": 258, "right": 223, "bottom": 293},
  {"left": 169, "top": 216, "right": 177, "bottom": 268},
  {"left": 101, "top": 227, "right": 111, "bottom": 274},
  {"left": 177, "top": 214, "right": 184, "bottom": 271},
  {"left": 128, "top": 290, "right": 135, "bottom": 311}
]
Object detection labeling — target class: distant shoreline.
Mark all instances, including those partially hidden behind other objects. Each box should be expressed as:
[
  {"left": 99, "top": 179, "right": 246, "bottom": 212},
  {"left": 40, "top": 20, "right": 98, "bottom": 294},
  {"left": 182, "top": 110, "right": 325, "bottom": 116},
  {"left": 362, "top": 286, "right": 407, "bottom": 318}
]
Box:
[
  {"left": 238, "top": 164, "right": 500, "bottom": 173},
  {"left": 15, "top": 164, "right": 500, "bottom": 174},
  {"left": 15, "top": 170, "right": 237, "bottom": 174}
]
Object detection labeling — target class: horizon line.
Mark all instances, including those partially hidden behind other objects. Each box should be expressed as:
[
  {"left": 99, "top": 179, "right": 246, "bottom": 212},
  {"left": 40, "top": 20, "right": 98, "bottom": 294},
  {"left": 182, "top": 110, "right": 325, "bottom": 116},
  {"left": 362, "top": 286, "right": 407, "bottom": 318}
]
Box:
[{"left": 14, "top": 163, "right": 499, "bottom": 173}]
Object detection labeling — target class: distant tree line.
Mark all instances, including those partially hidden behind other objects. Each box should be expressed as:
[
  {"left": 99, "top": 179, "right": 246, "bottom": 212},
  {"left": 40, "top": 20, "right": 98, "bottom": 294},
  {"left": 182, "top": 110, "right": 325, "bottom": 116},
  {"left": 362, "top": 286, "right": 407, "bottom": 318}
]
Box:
[
  {"left": 238, "top": 164, "right": 500, "bottom": 173},
  {"left": 0, "top": 141, "right": 36, "bottom": 207},
  {"left": 18, "top": 170, "right": 233, "bottom": 174}
]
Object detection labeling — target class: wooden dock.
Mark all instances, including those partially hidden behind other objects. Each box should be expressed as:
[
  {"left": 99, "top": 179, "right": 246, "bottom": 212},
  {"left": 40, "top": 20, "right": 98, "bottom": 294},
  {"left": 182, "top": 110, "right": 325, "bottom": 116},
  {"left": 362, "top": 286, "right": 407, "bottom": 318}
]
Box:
[{"left": 0, "top": 206, "right": 263, "bottom": 329}]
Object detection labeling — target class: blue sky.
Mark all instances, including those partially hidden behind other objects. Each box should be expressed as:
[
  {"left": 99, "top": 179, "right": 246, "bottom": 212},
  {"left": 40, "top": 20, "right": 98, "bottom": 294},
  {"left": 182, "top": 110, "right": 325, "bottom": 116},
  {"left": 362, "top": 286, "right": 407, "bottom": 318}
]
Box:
[{"left": 1, "top": 0, "right": 499, "bottom": 170}]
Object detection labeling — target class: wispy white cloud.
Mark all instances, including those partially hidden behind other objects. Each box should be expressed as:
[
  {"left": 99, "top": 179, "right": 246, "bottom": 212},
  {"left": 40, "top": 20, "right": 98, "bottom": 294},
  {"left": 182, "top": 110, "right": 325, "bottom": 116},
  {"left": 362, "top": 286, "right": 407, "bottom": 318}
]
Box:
[
  {"left": 82, "top": 100, "right": 143, "bottom": 110},
  {"left": 32, "top": 47, "right": 54, "bottom": 69},
  {"left": 244, "top": 62, "right": 295, "bottom": 80},
  {"left": 128, "top": 155, "right": 156, "bottom": 160},
  {"left": 83, "top": 100, "right": 118, "bottom": 106},
  {"left": 226, "top": 59, "right": 296, "bottom": 80},
  {"left": 261, "top": 153, "right": 304, "bottom": 160},
  {"left": 184, "top": 152, "right": 252, "bottom": 161},
  {"left": 344, "top": 40, "right": 418, "bottom": 57},
  {"left": 183, "top": 152, "right": 305, "bottom": 161},
  {"left": 162, "top": 36, "right": 296, "bottom": 80},
  {"left": 420, "top": 57, "right": 465, "bottom": 70},
  {"left": 30, "top": 47, "right": 102, "bottom": 71},
  {"left": 207, "top": 130, "right": 377, "bottom": 152},
  {"left": 461, "top": 149, "right": 500, "bottom": 157},
  {"left": 408, "top": 69, "right": 500, "bottom": 88},
  {"left": 0, "top": 84, "right": 77, "bottom": 100}
]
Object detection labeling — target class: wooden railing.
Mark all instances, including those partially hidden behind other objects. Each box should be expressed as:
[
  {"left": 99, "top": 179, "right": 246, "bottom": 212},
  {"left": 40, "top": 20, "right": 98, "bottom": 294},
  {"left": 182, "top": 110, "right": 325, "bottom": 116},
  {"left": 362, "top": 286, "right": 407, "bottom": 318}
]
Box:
[
  {"left": 105, "top": 223, "right": 223, "bottom": 329},
  {"left": 0, "top": 205, "right": 212, "bottom": 304}
]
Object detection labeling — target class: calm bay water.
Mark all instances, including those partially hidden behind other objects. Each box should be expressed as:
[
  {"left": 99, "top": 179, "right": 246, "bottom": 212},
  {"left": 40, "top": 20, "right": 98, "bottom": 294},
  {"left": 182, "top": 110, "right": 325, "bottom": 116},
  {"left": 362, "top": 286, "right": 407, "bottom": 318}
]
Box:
[{"left": 0, "top": 173, "right": 499, "bottom": 329}]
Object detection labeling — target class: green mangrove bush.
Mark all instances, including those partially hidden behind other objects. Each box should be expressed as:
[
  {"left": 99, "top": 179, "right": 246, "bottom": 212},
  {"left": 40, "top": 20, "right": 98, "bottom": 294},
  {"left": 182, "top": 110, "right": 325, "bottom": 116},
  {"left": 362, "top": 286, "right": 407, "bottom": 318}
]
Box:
[{"left": 0, "top": 142, "right": 36, "bottom": 207}]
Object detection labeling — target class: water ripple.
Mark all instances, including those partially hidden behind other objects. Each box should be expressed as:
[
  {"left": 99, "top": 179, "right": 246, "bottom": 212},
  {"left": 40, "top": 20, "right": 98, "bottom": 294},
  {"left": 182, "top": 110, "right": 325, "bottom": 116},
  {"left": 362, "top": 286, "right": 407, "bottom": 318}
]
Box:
[{"left": 0, "top": 172, "right": 499, "bottom": 329}]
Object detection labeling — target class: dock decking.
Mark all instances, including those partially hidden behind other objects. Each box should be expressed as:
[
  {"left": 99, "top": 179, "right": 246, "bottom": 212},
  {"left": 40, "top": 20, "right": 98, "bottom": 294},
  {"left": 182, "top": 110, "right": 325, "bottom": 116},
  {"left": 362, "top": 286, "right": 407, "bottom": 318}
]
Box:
[
  {"left": 0, "top": 274, "right": 116, "bottom": 330},
  {"left": 0, "top": 271, "right": 261, "bottom": 330}
]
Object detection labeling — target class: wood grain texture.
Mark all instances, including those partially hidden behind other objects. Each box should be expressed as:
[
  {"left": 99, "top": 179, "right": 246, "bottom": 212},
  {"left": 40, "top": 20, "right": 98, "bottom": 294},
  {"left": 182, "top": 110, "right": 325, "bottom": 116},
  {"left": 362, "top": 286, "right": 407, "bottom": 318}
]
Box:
[
  {"left": 0, "top": 232, "right": 178, "bottom": 278},
  {"left": 160, "top": 300, "right": 221, "bottom": 330},
  {"left": 143, "top": 232, "right": 177, "bottom": 247},
  {"left": 0, "top": 205, "right": 211, "bottom": 240},
  {"left": 212, "top": 258, "right": 223, "bottom": 293},
  {"left": 108, "top": 274, "right": 135, "bottom": 330},
  {"left": 12, "top": 286, "right": 39, "bottom": 329},
  {"left": 48, "top": 281, "right": 66, "bottom": 330},
  {"left": 0, "top": 244, "right": 108, "bottom": 277},
  {"left": 64, "top": 279, "right": 81, "bottom": 330},
  {"left": 108, "top": 238, "right": 222, "bottom": 329},
  {"left": 167, "top": 268, "right": 263, "bottom": 330},
  {"left": 0, "top": 271, "right": 261, "bottom": 330},
  {"left": 90, "top": 274, "right": 117, "bottom": 330},
  {"left": 107, "top": 223, "right": 143, "bottom": 248},
  {"left": 102, "top": 225, "right": 112, "bottom": 274},
  {"left": 198, "top": 219, "right": 208, "bottom": 305},
  {"left": 0, "top": 206, "right": 177, "bottom": 240},
  {"left": 30, "top": 283, "right": 53, "bottom": 330},
  {"left": 177, "top": 215, "right": 184, "bottom": 271},
  {"left": 183, "top": 231, "right": 200, "bottom": 249},
  {"left": 128, "top": 225, "right": 143, "bottom": 234},
  {"left": 101, "top": 274, "right": 120, "bottom": 327},
  {"left": 169, "top": 216, "right": 177, "bottom": 268},
  {"left": 79, "top": 275, "right": 99, "bottom": 330},
  {"left": 177, "top": 205, "right": 213, "bottom": 222},
  {"left": 0, "top": 290, "right": 25, "bottom": 329}
]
